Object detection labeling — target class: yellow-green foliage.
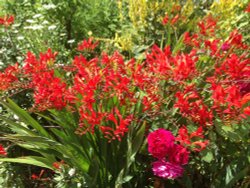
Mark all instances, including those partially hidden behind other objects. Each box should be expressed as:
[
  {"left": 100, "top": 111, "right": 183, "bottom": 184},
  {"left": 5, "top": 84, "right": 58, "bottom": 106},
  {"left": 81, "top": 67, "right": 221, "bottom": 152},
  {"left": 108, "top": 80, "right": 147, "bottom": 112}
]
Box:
[
  {"left": 114, "top": 0, "right": 197, "bottom": 52},
  {"left": 128, "top": 0, "right": 148, "bottom": 28},
  {"left": 114, "top": 32, "right": 134, "bottom": 51},
  {"left": 182, "top": 0, "right": 194, "bottom": 18},
  {"left": 210, "top": 0, "right": 244, "bottom": 33}
]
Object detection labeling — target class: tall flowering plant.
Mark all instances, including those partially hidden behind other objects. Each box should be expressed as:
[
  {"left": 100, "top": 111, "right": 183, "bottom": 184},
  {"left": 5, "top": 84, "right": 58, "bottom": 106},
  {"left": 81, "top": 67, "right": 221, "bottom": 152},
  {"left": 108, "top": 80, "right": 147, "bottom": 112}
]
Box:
[{"left": 0, "top": 9, "right": 249, "bottom": 187}]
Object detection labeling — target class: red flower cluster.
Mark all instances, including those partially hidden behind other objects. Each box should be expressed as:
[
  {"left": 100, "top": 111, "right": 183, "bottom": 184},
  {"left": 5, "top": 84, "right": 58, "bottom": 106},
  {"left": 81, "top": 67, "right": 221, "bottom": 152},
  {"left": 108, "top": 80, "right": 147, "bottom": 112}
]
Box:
[
  {"left": 183, "top": 32, "right": 200, "bottom": 48},
  {"left": 176, "top": 126, "right": 209, "bottom": 152},
  {"left": 0, "top": 63, "right": 19, "bottom": 91},
  {"left": 71, "top": 51, "right": 138, "bottom": 141},
  {"left": 198, "top": 15, "right": 217, "bottom": 36},
  {"left": 0, "top": 15, "right": 14, "bottom": 26},
  {"left": 77, "top": 38, "right": 98, "bottom": 51},
  {"left": 175, "top": 85, "right": 213, "bottom": 126},
  {"left": 0, "top": 25, "right": 248, "bottom": 144},
  {"left": 174, "top": 15, "right": 249, "bottom": 151},
  {"left": 23, "top": 49, "right": 67, "bottom": 111},
  {"left": 146, "top": 45, "right": 198, "bottom": 81}
]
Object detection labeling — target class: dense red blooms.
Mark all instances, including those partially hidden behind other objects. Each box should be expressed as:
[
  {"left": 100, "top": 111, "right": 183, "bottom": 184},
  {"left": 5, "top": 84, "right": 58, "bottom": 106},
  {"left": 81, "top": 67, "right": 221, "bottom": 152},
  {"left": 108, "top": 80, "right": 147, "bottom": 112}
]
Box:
[
  {"left": 0, "top": 144, "right": 7, "bottom": 156},
  {"left": 32, "top": 70, "right": 67, "bottom": 111},
  {"left": 24, "top": 48, "right": 57, "bottom": 74},
  {"left": 174, "top": 85, "right": 213, "bottom": 126},
  {"left": 204, "top": 39, "right": 220, "bottom": 56},
  {"left": 146, "top": 45, "right": 198, "bottom": 81},
  {"left": 198, "top": 15, "right": 217, "bottom": 36},
  {"left": 183, "top": 32, "right": 200, "bottom": 47},
  {"left": 0, "top": 16, "right": 248, "bottom": 145},
  {"left": 77, "top": 38, "right": 98, "bottom": 51},
  {"left": 0, "top": 63, "right": 19, "bottom": 91},
  {"left": 224, "top": 30, "right": 248, "bottom": 49},
  {"left": 176, "top": 126, "right": 209, "bottom": 152},
  {"left": 171, "top": 51, "right": 198, "bottom": 81},
  {"left": 23, "top": 49, "right": 68, "bottom": 111},
  {"left": 146, "top": 45, "right": 172, "bottom": 79},
  {"left": 0, "top": 15, "right": 14, "bottom": 26},
  {"left": 101, "top": 108, "right": 133, "bottom": 141},
  {"left": 243, "top": 107, "right": 250, "bottom": 116}
]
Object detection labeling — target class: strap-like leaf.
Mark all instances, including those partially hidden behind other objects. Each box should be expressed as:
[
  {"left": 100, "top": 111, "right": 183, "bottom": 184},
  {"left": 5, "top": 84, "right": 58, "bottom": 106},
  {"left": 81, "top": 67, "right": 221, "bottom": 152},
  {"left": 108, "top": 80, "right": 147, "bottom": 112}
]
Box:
[
  {"left": 0, "top": 115, "right": 36, "bottom": 136},
  {"left": 0, "top": 98, "right": 51, "bottom": 138},
  {"left": 0, "top": 156, "right": 54, "bottom": 170}
]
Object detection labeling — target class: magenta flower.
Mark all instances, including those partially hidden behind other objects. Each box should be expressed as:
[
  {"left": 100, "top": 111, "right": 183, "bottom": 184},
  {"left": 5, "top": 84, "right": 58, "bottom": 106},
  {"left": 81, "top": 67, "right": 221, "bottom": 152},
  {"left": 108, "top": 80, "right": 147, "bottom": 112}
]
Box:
[
  {"left": 238, "top": 81, "right": 250, "bottom": 96},
  {"left": 147, "top": 128, "right": 175, "bottom": 159},
  {"left": 152, "top": 160, "right": 184, "bottom": 179},
  {"left": 221, "top": 42, "right": 230, "bottom": 51}
]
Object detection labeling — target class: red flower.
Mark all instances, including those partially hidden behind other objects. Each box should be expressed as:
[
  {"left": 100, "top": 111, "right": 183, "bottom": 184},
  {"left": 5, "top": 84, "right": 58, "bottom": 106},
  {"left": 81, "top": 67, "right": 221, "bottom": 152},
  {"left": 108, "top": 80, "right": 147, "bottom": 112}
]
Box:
[
  {"left": 175, "top": 126, "right": 191, "bottom": 146},
  {"left": 171, "top": 14, "right": 180, "bottom": 25},
  {"left": 31, "top": 174, "right": 39, "bottom": 180},
  {"left": 183, "top": 32, "right": 200, "bottom": 47},
  {"left": 226, "top": 30, "right": 247, "bottom": 49},
  {"left": 169, "top": 144, "right": 189, "bottom": 165},
  {"left": 190, "top": 126, "right": 204, "bottom": 139},
  {"left": 0, "top": 144, "right": 7, "bottom": 156},
  {"left": 192, "top": 140, "right": 209, "bottom": 152},
  {"left": 162, "top": 14, "right": 169, "bottom": 25},
  {"left": 52, "top": 160, "right": 64, "bottom": 169},
  {"left": 0, "top": 15, "right": 14, "bottom": 26},
  {"left": 32, "top": 70, "right": 67, "bottom": 111},
  {"left": 205, "top": 39, "right": 220, "bottom": 56},
  {"left": 198, "top": 15, "right": 217, "bottom": 36},
  {"left": 241, "top": 93, "right": 250, "bottom": 106},
  {"left": 244, "top": 3, "right": 250, "bottom": 13},
  {"left": 77, "top": 38, "right": 98, "bottom": 51},
  {"left": 243, "top": 106, "right": 250, "bottom": 116}
]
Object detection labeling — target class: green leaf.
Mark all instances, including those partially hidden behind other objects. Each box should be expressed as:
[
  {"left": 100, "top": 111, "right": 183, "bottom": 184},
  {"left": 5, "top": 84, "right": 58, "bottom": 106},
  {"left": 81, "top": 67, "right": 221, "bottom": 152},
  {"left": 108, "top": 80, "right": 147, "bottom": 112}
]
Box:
[
  {"left": 201, "top": 151, "right": 214, "bottom": 163},
  {"left": 87, "top": 157, "right": 99, "bottom": 188},
  {"left": 0, "top": 115, "right": 36, "bottom": 136},
  {"left": 131, "top": 122, "right": 146, "bottom": 156},
  {"left": 225, "top": 166, "right": 249, "bottom": 188},
  {"left": 5, "top": 135, "right": 60, "bottom": 148},
  {"left": 0, "top": 156, "right": 53, "bottom": 170}
]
